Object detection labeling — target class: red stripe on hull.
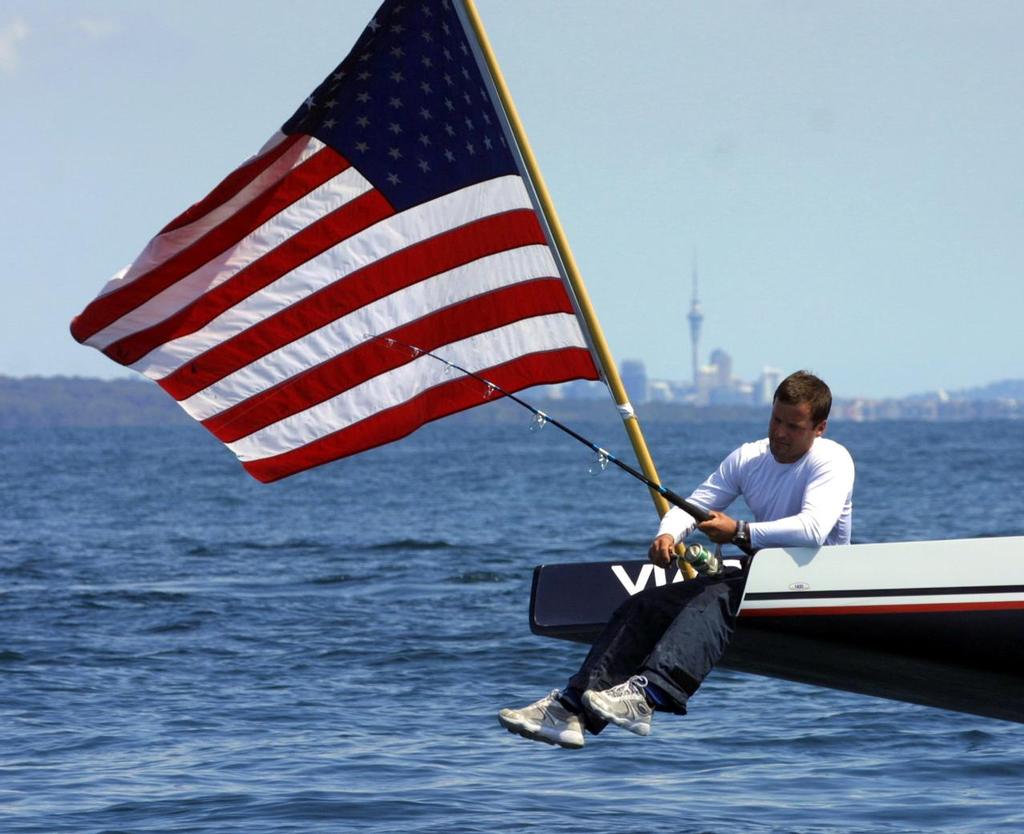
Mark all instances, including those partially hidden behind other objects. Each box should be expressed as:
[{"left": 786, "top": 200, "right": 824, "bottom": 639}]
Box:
[
  {"left": 159, "top": 209, "right": 547, "bottom": 401},
  {"left": 203, "top": 278, "right": 576, "bottom": 442},
  {"left": 104, "top": 189, "right": 394, "bottom": 366},
  {"left": 241, "top": 347, "right": 599, "bottom": 483},
  {"left": 71, "top": 148, "right": 350, "bottom": 343},
  {"left": 741, "top": 600, "right": 1024, "bottom": 617}
]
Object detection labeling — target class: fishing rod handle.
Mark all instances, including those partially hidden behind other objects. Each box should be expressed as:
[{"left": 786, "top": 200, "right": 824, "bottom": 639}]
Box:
[
  {"left": 660, "top": 488, "right": 713, "bottom": 522},
  {"left": 660, "top": 488, "right": 757, "bottom": 557}
]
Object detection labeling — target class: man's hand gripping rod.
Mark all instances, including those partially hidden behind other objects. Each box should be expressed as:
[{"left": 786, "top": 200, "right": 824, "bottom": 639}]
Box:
[{"left": 377, "top": 336, "right": 755, "bottom": 558}]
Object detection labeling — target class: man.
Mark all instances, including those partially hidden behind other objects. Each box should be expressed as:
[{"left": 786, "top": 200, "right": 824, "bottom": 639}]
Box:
[{"left": 498, "top": 370, "right": 854, "bottom": 749}]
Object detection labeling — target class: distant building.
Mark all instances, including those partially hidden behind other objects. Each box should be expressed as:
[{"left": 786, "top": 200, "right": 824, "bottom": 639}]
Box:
[
  {"left": 620, "top": 359, "right": 649, "bottom": 405},
  {"left": 709, "top": 348, "right": 732, "bottom": 387},
  {"left": 686, "top": 257, "right": 703, "bottom": 388},
  {"left": 559, "top": 379, "right": 608, "bottom": 401},
  {"left": 755, "top": 367, "right": 783, "bottom": 405},
  {"left": 709, "top": 380, "right": 754, "bottom": 406},
  {"left": 693, "top": 348, "right": 739, "bottom": 405},
  {"left": 647, "top": 380, "right": 674, "bottom": 402}
]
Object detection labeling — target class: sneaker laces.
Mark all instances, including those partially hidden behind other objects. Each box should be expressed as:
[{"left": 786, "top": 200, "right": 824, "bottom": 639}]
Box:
[
  {"left": 544, "top": 689, "right": 580, "bottom": 714},
  {"left": 606, "top": 675, "right": 649, "bottom": 699}
]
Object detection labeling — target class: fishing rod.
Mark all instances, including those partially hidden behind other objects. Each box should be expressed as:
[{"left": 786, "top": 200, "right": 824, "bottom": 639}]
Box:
[{"left": 375, "top": 335, "right": 755, "bottom": 557}]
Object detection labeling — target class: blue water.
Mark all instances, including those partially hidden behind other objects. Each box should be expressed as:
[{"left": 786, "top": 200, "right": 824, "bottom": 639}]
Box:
[{"left": 2, "top": 414, "right": 1023, "bottom": 833}]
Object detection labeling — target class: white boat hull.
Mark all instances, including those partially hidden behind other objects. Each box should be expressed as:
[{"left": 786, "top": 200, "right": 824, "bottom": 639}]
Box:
[{"left": 529, "top": 536, "right": 1024, "bottom": 723}]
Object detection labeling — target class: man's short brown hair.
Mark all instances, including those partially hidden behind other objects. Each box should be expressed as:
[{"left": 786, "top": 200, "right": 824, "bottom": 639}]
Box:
[{"left": 774, "top": 371, "right": 832, "bottom": 424}]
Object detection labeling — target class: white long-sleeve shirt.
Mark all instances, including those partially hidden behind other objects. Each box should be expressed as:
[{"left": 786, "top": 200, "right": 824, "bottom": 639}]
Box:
[{"left": 656, "top": 437, "right": 855, "bottom": 549}]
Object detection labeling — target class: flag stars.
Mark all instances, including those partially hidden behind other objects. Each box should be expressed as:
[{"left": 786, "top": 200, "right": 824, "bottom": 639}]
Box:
[
  {"left": 292, "top": 3, "right": 516, "bottom": 207},
  {"left": 367, "top": 18, "right": 380, "bottom": 31}
]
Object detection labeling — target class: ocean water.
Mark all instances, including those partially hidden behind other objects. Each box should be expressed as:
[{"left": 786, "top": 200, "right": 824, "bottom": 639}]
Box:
[{"left": 1, "top": 413, "right": 1022, "bottom": 833}]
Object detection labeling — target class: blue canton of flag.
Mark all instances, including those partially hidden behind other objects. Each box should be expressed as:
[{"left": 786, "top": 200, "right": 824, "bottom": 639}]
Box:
[{"left": 283, "top": 0, "right": 515, "bottom": 212}]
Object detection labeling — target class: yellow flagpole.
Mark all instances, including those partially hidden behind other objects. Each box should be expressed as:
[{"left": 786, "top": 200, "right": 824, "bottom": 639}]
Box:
[{"left": 459, "top": 0, "right": 688, "bottom": 533}]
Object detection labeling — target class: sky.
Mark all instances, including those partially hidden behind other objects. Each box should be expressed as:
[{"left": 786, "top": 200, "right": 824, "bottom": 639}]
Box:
[{"left": 2, "top": 0, "right": 1022, "bottom": 399}]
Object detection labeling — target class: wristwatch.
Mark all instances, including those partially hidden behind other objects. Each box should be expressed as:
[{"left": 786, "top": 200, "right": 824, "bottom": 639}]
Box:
[{"left": 732, "top": 519, "right": 750, "bottom": 547}]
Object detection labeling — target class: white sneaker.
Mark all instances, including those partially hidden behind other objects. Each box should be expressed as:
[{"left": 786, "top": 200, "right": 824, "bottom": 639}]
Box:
[
  {"left": 498, "top": 690, "right": 585, "bottom": 749},
  {"left": 582, "top": 675, "right": 654, "bottom": 736}
]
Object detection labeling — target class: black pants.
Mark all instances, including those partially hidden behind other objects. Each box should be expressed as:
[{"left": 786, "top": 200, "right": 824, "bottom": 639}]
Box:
[{"left": 566, "top": 567, "right": 747, "bottom": 733}]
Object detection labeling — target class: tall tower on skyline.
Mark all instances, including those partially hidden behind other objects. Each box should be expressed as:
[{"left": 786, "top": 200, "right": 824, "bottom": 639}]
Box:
[{"left": 686, "top": 253, "right": 703, "bottom": 387}]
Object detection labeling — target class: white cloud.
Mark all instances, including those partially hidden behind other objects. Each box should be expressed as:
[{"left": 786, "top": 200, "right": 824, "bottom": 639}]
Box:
[
  {"left": 74, "top": 17, "right": 120, "bottom": 40},
  {"left": 0, "top": 18, "right": 29, "bottom": 76}
]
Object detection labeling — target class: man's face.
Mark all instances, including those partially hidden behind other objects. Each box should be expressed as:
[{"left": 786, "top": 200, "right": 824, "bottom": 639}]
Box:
[{"left": 768, "top": 400, "right": 826, "bottom": 463}]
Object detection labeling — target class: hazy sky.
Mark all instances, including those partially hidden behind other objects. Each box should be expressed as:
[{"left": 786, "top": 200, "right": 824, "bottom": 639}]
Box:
[{"left": 3, "top": 0, "right": 1021, "bottom": 398}]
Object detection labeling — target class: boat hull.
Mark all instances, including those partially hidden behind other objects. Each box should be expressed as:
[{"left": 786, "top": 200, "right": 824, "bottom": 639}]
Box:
[{"left": 529, "top": 537, "right": 1024, "bottom": 723}]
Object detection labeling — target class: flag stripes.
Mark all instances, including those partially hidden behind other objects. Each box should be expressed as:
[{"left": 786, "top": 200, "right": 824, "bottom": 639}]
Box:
[
  {"left": 107, "top": 185, "right": 393, "bottom": 367},
  {"left": 158, "top": 132, "right": 305, "bottom": 236},
  {"left": 160, "top": 203, "right": 546, "bottom": 404},
  {"left": 202, "top": 276, "right": 574, "bottom": 442},
  {"left": 132, "top": 175, "right": 537, "bottom": 389},
  {"left": 226, "top": 314, "right": 588, "bottom": 461},
  {"left": 234, "top": 318, "right": 592, "bottom": 472},
  {"left": 184, "top": 243, "right": 559, "bottom": 424},
  {"left": 242, "top": 347, "right": 596, "bottom": 484},
  {"left": 73, "top": 146, "right": 349, "bottom": 346}
]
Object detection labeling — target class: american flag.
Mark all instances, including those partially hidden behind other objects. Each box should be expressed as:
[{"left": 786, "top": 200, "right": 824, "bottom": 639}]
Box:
[{"left": 71, "top": 0, "right": 600, "bottom": 482}]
